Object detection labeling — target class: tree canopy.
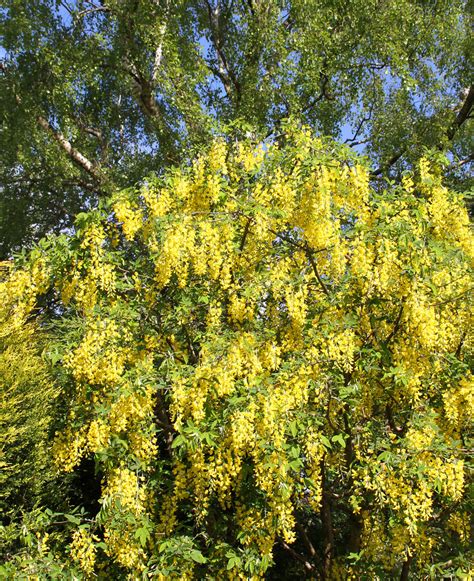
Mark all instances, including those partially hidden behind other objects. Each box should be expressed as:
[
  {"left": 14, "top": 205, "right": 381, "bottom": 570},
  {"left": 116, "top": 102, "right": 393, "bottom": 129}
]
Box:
[
  {"left": 1, "top": 1, "right": 473, "bottom": 578},
  {"left": 1, "top": 0, "right": 472, "bottom": 256},
  {"left": 1, "top": 128, "right": 472, "bottom": 578}
]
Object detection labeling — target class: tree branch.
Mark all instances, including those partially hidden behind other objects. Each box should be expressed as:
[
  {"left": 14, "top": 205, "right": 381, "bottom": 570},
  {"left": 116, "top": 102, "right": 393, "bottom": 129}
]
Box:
[
  {"left": 306, "top": 246, "right": 330, "bottom": 297},
  {"left": 239, "top": 217, "right": 252, "bottom": 252},
  {"left": 280, "top": 541, "right": 315, "bottom": 572},
  {"left": 205, "top": 0, "right": 241, "bottom": 101},
  {"left": 152, "top": 22, "right": 167, "bottom": 83},
  {"left": 372, "top": 85, "right": 473, "bottom": 177},
  {"left": 36, "top": 116, "right": 102, "bottom": 182},
  {"left": 125, "top": 61, "right": 162, "bottom": 122},
  {"left": 384, "top": 304, "right": 404, "bottom": 346},
  {"left": 1, "top": 61, "right": 104, "bottom": 185},
  {"left": 75, "top": 6, "right": 110, "bottom": 21},
  {"left": 296, "top": 521, "right": 316, "bottom": 558},
  {"left": 447, "top": 152, "right": 474, "bottom": 170},
  {"left": 447, "top": 86, "right": 474, "bottom": 140}
]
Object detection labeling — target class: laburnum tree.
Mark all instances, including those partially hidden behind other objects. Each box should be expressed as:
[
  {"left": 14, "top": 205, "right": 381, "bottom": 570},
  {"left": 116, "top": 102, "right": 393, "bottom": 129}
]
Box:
[{"left": 0, "top": 127, "right": 472, "bottom": 578}]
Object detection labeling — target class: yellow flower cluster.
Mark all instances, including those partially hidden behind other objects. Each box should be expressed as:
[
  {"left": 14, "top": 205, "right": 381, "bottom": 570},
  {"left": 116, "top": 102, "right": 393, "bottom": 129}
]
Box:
[
  {"left": 447, "top": 512, "right": 471, "bottom": 543},
  {"left": 0, "top": 258, "right": 49, "bottom": 332},
  {"left": 113, "top": 198, "right": 143, "bottom": 241},
  {"left": 53, "top": 429, "right": 87, "bottom": 473},
  {"left": 60, "top": 223, "right": 116, "bottom": 312},
  {"left": 443, "top": 374, "right": 474, "bottom": 426},
  {"left": 325, "top": 329, "right": 357, "bottom": 372},
  {"left": 70, "top": 528, "right": 98, "bottom": 575},
  {"left": 304, "top": 431, "right": 325, "bottom": 510},
  {"left": 104, "top": 526, "right": 146, "bottom": 571},
  {"left": 64, "top": 318, "right": 131, "bottom": 385},
  {"left": 104, "top": 466, "right": 147, "bottom": 514}
]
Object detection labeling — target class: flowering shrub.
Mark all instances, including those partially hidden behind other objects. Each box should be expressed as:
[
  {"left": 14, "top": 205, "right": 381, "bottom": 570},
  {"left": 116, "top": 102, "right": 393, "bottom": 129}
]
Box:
[{"left": 1, "top": 127, "right": 472, "bottom": 578}]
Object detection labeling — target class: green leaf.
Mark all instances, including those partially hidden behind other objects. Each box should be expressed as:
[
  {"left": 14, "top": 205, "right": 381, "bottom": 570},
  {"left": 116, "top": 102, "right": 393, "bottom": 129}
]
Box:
[
  {"left": 320, "top": 435, "right": 332, "bottom": 450},
  {"left": 171, "top": 434, "right": 185, "bottom": 449},
  {"left": 64, "top": 514, "right": 81, "bottom": 525},
  {"left": 332, "top": 434, "right": 346, "bottom": 447},
  {"left": 190, "top": 550, "right": 207, "bottom": 563},
  {"left": 289, "top": 420, "right": 298, "bottom": 437},
  {"left": 134, "top": 526, "right": 150, "bottom": 547}
]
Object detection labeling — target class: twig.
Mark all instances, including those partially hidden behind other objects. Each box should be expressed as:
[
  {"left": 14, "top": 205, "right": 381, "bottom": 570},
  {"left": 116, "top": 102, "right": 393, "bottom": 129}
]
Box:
[{"left": 306, "top": 246, "right": 330, "bottom": 297}]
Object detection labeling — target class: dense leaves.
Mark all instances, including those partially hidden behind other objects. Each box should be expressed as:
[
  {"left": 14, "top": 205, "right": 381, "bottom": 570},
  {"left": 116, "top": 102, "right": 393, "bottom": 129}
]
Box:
[
  {"left": 1, "top": 129, "right": 472, "bottom": 578},
  {"left": 1, "top": 0, "right": 472, "bottom": 256}
]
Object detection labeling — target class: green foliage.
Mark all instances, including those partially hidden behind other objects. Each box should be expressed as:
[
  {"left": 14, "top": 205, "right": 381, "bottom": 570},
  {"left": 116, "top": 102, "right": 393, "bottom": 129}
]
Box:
[
  {"left": 0, "top": 317, "right": 59, "bottom": 515},
  {"left": 0, "top": 0, "right": 472, "bottom": 256}
]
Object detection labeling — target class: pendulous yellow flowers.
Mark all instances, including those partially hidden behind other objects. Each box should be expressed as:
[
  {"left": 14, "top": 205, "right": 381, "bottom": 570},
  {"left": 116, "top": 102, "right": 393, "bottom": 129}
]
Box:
[{"left": 1, "top": 127, "right": 472, "bottom": 578}]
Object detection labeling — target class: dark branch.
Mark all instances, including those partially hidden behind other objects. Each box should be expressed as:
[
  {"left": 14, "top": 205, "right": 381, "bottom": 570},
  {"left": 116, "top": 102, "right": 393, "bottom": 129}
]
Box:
[
  {"left": 280, "top": 541, "right": 315, "bottom": 572},
  {"left": 306, "top": 246, "right": 330, "bottom": 297},
  {"left": 447, "top": 86, "right": 474, "bottom": 140},
  {"left": 205, "top": 0, "right": 241, "bottom": 101},
  {"left": 372, "top": 85, "right": 473, "bottom": 177}
]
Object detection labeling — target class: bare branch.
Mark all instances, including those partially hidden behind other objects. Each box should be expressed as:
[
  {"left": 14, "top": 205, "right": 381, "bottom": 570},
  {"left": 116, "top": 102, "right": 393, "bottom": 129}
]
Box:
[
  {"left": 75, "top": 6, "right": 110, "bottom": 20},
  {"left": 345, "top": 80, "right": 376, "bottom": 144},
  {"left": 280, "top": 541, "right": 315, "bottom": 572},
  {"left": 306, "top": 246, "right": 330, "bottom": 297},
  {"left": 448, "top": 153, "right": 474, "bottom": 170},
  {"left": 372, "top": 150, "right": 405, "bottom": 177},
  {"left": 347, "top": 138, "right": 370, "bottom": 148},
  {"left": 383, "top": 304, "right": 404, "bottom": 345}
]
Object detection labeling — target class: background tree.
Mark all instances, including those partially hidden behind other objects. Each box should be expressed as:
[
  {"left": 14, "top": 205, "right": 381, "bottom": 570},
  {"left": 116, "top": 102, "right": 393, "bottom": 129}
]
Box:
[{"left": 1, "top": 0, "right": 472, "bottom": 256}]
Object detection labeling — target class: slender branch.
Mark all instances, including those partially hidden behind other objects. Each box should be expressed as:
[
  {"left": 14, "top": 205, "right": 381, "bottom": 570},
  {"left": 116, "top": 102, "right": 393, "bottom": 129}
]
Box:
[
  {"left": 372, "top": 85, "right": 473, "bottom": 177},
  {"left": 239, "top": 217, "right": 252, "bottom": 252},
  {"left": 347, "top": 138, "right": 370, "bottom": 148},
  {"left": 455, "top": 331, "right": 466, "bottom": 359},
  {"left": 205, "top": 0, "right": 241, "bottom": 101},
  {"left": 280, "top": 541, "right": 315, "bottom": 572},
  {"left": 296, "top": 521, "right": 316, "bottom": 558},
  {"left": 447, "top": 152, "right": 474, "bottom": 170},
  {"left": 75, "top": 6, "right": 110, "bottom": 20},
  {"left": 306, "top": 246, "right": 330, "bottom": 297},
  {"left": 384, "top": 304, "right": 404, "bottom": 346},
  {"left": 372, "top": 150, "right": 405, "bottom": 177},
  {"left": 345, "top": 100, "right": 375, "bottom": 145}
]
